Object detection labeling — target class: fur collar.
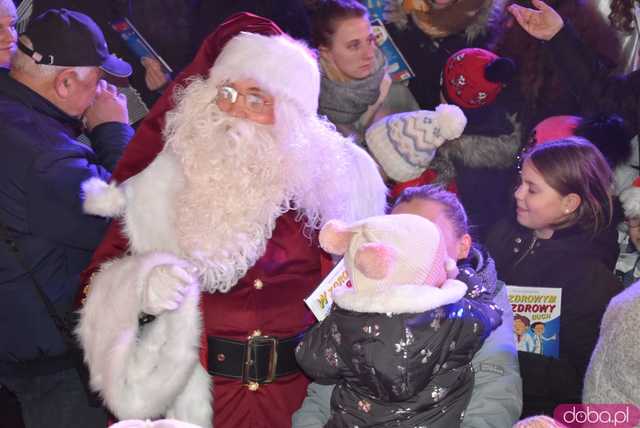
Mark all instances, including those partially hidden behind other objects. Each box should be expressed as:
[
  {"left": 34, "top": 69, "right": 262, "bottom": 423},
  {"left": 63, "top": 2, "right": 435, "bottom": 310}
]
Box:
[
  {"left": 431, "top": 115, "right": 521, "bottom": 183},
  {"left": 333, "top": 279, "right": 467, "bottom": 313},
  {"left": 385, "top": 0, "right": 507, "bottom": 41}
]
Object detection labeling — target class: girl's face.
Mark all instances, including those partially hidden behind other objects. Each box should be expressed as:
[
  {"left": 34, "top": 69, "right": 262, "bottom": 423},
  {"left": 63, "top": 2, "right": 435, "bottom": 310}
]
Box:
[
  {"left": 320, "top": 16, "right": 377, "bottom": 80},
  {"left": 391, "top": 198, "right": 471, "bottom": 260},
  {"left": 514, "top": 160, "right": 578, "bottom": 238}
]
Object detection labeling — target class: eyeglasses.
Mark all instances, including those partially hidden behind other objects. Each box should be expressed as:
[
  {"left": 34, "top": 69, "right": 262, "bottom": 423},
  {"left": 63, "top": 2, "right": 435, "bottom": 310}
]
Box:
[{"left": 215, "top": 85, "right": 273, "bottom": 115}]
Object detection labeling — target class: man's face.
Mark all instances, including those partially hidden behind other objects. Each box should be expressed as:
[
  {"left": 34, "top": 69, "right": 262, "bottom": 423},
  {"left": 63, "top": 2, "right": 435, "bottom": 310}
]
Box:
[
  {"left": 514, "top": 319, "right": 527, "bottom": 335},
  {"left": 215, "top": 79, "right": 275, "bottom": 125},
  {"left": 68, "top": 67, "right": 104, "bottom": 117},
  {"left": 534, "top": 324, "right": 545, "bottom": 336}
]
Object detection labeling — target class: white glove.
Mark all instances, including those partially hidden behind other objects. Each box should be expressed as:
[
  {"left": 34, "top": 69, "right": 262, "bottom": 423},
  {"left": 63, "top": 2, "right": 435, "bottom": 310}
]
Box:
[{"left": 141, "top": 258, "right": 197, "bottom": 316}]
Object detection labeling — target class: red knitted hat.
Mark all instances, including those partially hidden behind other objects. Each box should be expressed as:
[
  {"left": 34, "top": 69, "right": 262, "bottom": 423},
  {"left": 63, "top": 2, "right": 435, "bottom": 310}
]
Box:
[{"left": 443, "top": 48, "right": 514, "bottom": 109}]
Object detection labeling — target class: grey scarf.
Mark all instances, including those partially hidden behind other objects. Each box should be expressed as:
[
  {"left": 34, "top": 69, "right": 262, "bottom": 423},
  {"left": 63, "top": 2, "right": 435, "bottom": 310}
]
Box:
[{"left": 318, "top": 50, "right": 386, "bottom": 125}]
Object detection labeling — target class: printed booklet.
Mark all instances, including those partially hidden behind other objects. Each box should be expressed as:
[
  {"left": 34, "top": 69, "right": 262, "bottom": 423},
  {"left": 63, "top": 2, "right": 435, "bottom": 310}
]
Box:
[
  {"left": 111, "top": 17, "right": 173, "bottom": 74},
  {"left": 305, "top": 260, "right": 350, "bottom": 322},
  {"left": 507, "top": 285, "right": 562, "bottom": 358}
]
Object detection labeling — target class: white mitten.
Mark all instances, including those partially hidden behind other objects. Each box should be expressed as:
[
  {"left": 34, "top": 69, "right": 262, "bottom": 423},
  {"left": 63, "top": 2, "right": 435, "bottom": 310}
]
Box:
[{"left": 141, "top": 258, "right": 197, "bottom": 316}]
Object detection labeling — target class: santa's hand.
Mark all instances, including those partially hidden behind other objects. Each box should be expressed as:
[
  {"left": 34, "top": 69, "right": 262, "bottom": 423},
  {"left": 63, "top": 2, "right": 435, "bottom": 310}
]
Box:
[{"left": 142, "top": 262, "right": 197, "bottom": 316}]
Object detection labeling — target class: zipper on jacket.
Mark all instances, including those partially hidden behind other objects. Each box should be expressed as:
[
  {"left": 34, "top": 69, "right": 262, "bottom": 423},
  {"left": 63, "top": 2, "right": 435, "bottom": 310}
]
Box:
[{"left": 513, "top": 235, "right": 538, "bottom": 267}]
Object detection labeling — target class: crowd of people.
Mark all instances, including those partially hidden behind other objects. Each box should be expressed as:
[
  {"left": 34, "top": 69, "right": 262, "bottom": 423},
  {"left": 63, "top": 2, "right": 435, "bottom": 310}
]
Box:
[{"left": 1, "top": 0, "right": 639, "bottom": 427}]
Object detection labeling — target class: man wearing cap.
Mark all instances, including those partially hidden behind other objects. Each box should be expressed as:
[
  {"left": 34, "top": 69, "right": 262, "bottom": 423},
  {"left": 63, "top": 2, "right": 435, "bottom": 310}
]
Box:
[
  {"left": 75, "top": 13, "right": 387, "bottom": 428},
  {"left": 0, "top": 8, "right": 133, "bottom": 428}
]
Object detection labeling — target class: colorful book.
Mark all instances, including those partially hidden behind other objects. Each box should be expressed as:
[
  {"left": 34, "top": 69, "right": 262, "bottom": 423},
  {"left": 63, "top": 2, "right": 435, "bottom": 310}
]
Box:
[
  {"left": 110, "top": 17, "right": 173, "bottom": 74},
  {"left": 507, "top": 285, "right": 562, "bottom": 358},
  {"left": 370, "top": 18, "right": 415, "bottom": 82},
  {"left": 305, "top": 260, "right": 351, "bottom": 322}
]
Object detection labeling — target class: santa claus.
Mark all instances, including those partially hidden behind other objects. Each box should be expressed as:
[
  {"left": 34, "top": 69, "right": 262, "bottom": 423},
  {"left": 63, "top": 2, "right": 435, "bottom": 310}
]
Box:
[{"left": 76, "top": 15, "right": 387, "bottom": 428}]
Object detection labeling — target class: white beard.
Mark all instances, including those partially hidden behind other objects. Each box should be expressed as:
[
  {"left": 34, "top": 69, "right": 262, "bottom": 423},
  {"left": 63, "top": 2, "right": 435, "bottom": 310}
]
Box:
[{"left": 164, "top": 98, "right": 291, "bottom": 292}]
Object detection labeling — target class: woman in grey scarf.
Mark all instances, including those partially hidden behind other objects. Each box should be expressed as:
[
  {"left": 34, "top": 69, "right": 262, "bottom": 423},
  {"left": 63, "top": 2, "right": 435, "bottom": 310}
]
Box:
[{"left": 310, "top": 0, "right": 418, "bottom": 146}]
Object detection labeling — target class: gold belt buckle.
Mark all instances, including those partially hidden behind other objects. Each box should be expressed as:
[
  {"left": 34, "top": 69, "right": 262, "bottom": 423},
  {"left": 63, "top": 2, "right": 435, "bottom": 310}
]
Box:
[{"left": 242, "top": 335, "right": 278, "bottom": 385}]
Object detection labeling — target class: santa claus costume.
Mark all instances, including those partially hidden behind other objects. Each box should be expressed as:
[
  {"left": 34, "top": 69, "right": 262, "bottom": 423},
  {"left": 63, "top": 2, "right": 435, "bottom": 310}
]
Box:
[{"left": 76, "top": 14, "right": 387, "bottom": 428}]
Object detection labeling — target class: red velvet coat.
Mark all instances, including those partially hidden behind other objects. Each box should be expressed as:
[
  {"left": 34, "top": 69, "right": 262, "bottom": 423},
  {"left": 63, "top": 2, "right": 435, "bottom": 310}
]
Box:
[{"left": 203, "top": 211, "right": 329, "bottom": 427}]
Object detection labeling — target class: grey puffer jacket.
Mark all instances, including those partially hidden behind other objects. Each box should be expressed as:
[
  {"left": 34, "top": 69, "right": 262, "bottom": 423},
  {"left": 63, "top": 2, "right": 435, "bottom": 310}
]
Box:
[{"left": 295, "top": 253, "right": 502, "bottom": 427}]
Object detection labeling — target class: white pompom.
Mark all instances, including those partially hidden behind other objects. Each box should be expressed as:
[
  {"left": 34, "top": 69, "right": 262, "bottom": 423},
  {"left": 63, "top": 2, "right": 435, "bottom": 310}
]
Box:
[
  {"left": 434, "top": 104, "right": 467, "bottom": 140},
  {"left": 81, "top": 177, "right": 126, "bottom": 218}
]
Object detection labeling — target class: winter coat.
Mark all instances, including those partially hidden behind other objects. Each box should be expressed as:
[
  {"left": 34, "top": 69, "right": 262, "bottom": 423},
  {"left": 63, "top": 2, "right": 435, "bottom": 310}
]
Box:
[
  {"left": 295, "top": 249, "right": 503, "bottom": 427},
  {"left": 547, "top": 24, "right": 640, "bottom": 139},
  {"left": 583, "top": 281, "right": 640, "bottom": 406},
  {"left": 0, "top": 70, "right": 132, "bottom": 373},
  {"left": 292, "top": 246, "right": 522, "bottom": 428},
  {"left": 486, "top": 217, "right": 623, "bottom": 417}
]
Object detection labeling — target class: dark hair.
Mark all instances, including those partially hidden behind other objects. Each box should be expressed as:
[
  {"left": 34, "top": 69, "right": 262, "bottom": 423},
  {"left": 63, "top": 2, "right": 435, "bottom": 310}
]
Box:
[
  {"left": 514, "top": 314, "right": 530, "bottom": 326},
  {"left": 309, "top": 0, "right": 368, "bottom": 48},
  {"left": 523, "top": 137, "right": 613, "bottom": 235},
  {"left": 393, "top": 184, "right": 469, "bottom": 238},
  {"left": 574, "top": 113, "right": 632, "bottom": 169},
  {"left": 531, "top": 322, "right": 544, "bottom": 329},
  {"left": 609, "top": 0, "right": 636, "bottom": 32}
]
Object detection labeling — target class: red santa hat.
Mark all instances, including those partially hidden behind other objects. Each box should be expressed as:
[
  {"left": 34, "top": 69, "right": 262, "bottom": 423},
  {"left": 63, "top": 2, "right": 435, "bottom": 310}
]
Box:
[
  {"left": 620, "top": 176, "right": 640, "bottom": 218},
  {"left": 208, "top": 31, "right": 320, "bottom": 116},
  {"left": 443, "top": 48, "right": 515, "bottom": 109}
]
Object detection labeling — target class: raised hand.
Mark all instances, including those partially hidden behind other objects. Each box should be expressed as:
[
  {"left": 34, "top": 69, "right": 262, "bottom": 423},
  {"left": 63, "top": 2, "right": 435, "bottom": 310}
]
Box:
[
  {"left": 141, "top": 57, "right": 171, "bottom": 91},
  {"left": 84, "top": 79, "right": 129, "bottom": 130},
  {"left": 508, "top": 0, "right": 564, "bottom": 41}
]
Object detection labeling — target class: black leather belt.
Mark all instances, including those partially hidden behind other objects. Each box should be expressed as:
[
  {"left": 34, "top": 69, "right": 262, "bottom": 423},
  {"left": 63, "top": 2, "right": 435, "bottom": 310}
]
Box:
[{"left": 207, "top": 333, "right": 303, "bottom": 384}]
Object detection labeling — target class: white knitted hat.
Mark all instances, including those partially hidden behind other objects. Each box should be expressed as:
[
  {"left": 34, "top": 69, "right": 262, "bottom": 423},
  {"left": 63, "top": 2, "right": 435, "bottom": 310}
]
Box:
[
  {"left": 208, "top": 31, "right": 320, "bottom": 116},
  {"left": 365, "top": 104, "right": 467, "bottom": 182}
]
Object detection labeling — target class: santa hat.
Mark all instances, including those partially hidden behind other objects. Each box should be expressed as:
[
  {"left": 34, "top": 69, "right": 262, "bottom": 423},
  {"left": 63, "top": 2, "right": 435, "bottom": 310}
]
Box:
[
  {"left": 443, "top": 48, "right": 516, "bottom": 109},
  {"left": 365, "top": 104, "right": 467, "bottom": 182},
  {"left": 318, "top": 214, "right": 466, "bottom": 313},
  {"left": 208, "top": 31, "right": 320, "bottom": 116},
  {"left": 620, "top": 176, "right": 640, "bottom": 218}
]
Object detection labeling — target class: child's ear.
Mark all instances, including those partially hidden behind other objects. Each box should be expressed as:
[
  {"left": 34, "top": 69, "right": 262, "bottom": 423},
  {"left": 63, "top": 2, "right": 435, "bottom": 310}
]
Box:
[
  {"left": 354, "top": 242, "right": 397, "bottom": 280},
  {"left": 319, "top": 219, "right": 353, "bottom": 256}
]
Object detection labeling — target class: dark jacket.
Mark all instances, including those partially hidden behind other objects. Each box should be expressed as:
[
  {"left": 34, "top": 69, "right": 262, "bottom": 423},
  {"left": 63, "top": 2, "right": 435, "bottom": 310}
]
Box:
[
  {"left": 548, "top": 24, "right": 640, "bottom": 138},
  {"left": 0, "top": 70, "right": 132, "bottom": 375},
  {"left": 295, "top": 248, "right": 502, "bottom": 427},
  {"left": 486, "top": 217, "right": 623, "bottom": 417}
]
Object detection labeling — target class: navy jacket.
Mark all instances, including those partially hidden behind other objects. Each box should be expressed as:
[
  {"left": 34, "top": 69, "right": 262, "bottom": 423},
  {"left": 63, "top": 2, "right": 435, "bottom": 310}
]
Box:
[{"left": 0, "top": 70, "right": 133, "bottom": 374}]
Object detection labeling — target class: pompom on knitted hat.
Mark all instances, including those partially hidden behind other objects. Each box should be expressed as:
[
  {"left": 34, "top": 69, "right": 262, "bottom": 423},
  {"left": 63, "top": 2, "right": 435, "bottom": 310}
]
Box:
[{"left": 443, "top": 48, "right": 516, "bottom": 109}]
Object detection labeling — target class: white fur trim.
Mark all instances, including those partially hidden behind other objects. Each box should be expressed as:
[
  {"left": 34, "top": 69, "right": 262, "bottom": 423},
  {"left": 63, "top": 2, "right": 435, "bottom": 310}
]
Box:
[
  {"left": 77, "top": 253, "right": 211, "bottom": 426},
  {"left": 620, "top": 186, "right": 640, "bottom": 218},
  {"left": 110, "top": 419, "right": 203, "bottom": 428},
  {"left": 122, "top": 152, "right": 184, "bottom": 254},
  {"left": 433, "top": 104, "right": 467, "bottom": 141},
  {"left": 82, "top": 177, "right": 126, "bottom": 217},
  {"left": 332, "top": 279, "right": 468, "bottom": 313},
  {"left": 338, "top": 142, "right": 388, "bottom": 222},
  {"left": 209, "top": 32, "right": 320, "bottom": 116}
]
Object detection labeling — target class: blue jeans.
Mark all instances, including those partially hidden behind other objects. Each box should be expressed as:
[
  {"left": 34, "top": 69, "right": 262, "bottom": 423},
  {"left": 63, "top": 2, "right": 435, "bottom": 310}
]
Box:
[{"left": 1, "top": 368, "right": 108, "bottom": 428}]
